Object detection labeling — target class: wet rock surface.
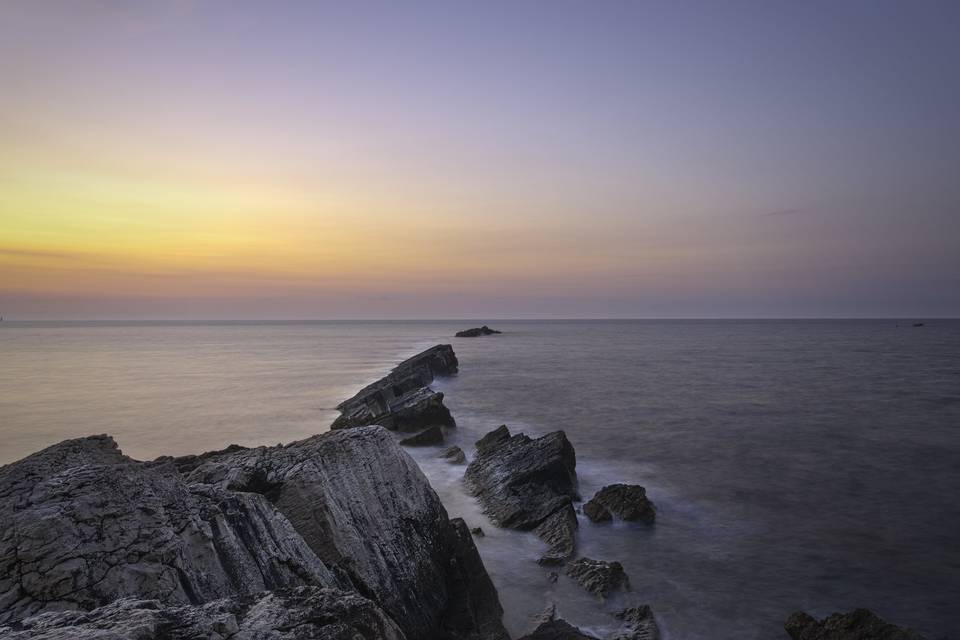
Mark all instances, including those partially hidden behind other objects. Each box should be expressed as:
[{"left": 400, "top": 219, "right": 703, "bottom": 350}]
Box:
[
  {"left": 0, "top": 427, "right": 507, "bottom": 640},
  {"left": 456, "top": 326, "right": 502, "bottom": 337},
  {"left": 785, "top": 608, "right": 926, "bottom": 640},
  {"left": 400, "top": 424, "right": 445, "bottom": 446},
  {"left": 331, "top": 344, "right": 458, "bottom": 431},
  {"left": 584, "top": 485, "right": 655, "bottom": 524},
  {"left": 610, "top": 606, "right": 661, "bottom": 640},
  {"left": 465, "top": 425, "right": 580, "bottom": 562},
  {"left": 565, "top": 558, "right": 630, "bottom": 598},
  {"left": 441, "top": 445, "right": 467, "bottom": 464}
]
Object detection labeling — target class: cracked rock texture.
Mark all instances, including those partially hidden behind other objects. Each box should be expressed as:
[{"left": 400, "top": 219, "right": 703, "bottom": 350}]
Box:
[
  {"left": 785, "top": 608, "right": 926, "bottom": 640},
  {"left": 583, "top": 485, "right": 655, "bottom": 525},
  {"left": 565, "top": 558, "right": 629, "bottom": 598},
  {"left": 331, "top": 344, "right": 458, "bottom": 431},
  {"left": 0, "top": 427, "right": 507, "bottom": 640},
  {"left": 465, "top": 425, "right": 579, "bottom": 562}
]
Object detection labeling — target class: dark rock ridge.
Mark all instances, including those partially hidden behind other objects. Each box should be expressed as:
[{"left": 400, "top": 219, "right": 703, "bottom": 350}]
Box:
[
  {"left": 331, "top": 344, "right": 459, "bottom": 431},
  {"left": 584, "top": 485, "right": 655, "bottom": 524},
  {"left": 465, "top": 425, "right": 580, "bottom": 563},
  {"left": 400, "top": 425, "right": 445, "bottom": 446},
  {"left": 456, "top": 326, "right": 502, "bottom": 337},
  {"left": 785, "top": 608, "right": 926, "bottom": 640},
  {"left": 565, "top": 558, "right": 630, "bottom": 598},
  {"left": 0, "top": 587, "right": 406, "bottom": 640},
  {"left": 0, "top": 428, "right": 507, "bottom": 640}
]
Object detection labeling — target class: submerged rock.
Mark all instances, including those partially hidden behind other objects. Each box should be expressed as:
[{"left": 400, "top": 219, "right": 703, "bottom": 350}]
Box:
[
  {"left": 456, "top": 326, "right": 502, "bottom": 337},
  {"left": 785, "top": 608, "right": 926, "bottom": 640},
  {"left": 441, "top": 445, "right": 467, "bottom": 464},
  {"left": 584, "top": 484, "right": 655, "bottom": 524},
  {"left": 0, "top": 587, "right": 406, "bottom": 640},
  {"left": 565, "top": 558, "right": 630, "bottom": 598},
  {"left": 610, "top": 606, "right": 661, "bottom": 640},
  {"left": 331, "top": 344, "right": 458, "bottom": 431},
  {"left": 400, "top": 424, "right": 445, "bottom": 446},
  {"left": 465, "top": 425, "right": 580, "bottom": 562}
]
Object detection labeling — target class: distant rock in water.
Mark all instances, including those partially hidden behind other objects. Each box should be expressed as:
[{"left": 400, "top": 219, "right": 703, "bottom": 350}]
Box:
[
  {"left": 465, "top": 425, "right": 580, "bottom": 564},
  {"left": 331, "top": 344, "right": 458, "bottom": 431},
  {"left": 400, "top": 424, "right": 445, "bottom": 446},
  {"left": 0, "top": 427, "right": 508, "bottom": 640},
  {"left": 565, "top": 557, "right": 630, "bottom": 598},
  {"left": 584, "top": 484, "right": 655, "bottom": 524},
  {"left": 785, "top": 608, "right": 926, "bottom": 640},
  {"left": 456, "top": 325, "right": 502, "bottom": 337},
  {"left": 440, "top": 445, "right": 467, "bottom": 464}
]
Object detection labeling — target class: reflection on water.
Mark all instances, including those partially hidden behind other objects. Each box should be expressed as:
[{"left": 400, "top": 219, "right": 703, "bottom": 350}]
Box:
[{"left": 2, "top": 320, "right": 959, "bottom": 639}]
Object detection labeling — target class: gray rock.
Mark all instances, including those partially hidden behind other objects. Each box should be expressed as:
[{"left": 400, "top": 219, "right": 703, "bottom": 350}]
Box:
[
  {"left": 0, "top": 587, "right": 406, "bottom": 640},
  {"left": 0, "top": 435, "right": 339, "bottom": 625},
  {"left": 456, "top": 326, "right": 502, "bottom": 337},
  {"left": 184, "top": 426, "right": 507, "bottom": 640},
  {"left": 785, "top": 608, "right": 926, "bottom": 640},
  {"left": 331, "top": 345, "right": 458, "bottom": 431},
  {"left": 517, "top": 618, "right": 599, "bottom": 640},
  {"left": 465, "top": 425, "right": 579, "bottom": 562},
  {"left": 582, "top": 500, "right": 612, "bottom": 523},
  {"left": 584, "top": 485, "right": 655, "bottom": 524},
  {"left": 471, "top": 527, "right": 485, "bottom": 537},
  {"left": 400, "top": 425, "right": 445, "bottom": 446},
  {"left": 610, "top": 606, "right": 661, "bottom": 640},
  {"left": 564, "top": 558, "right": 629, "bottom": 598},
  {"left": 441, "top": 446, "right": 467, "bottom": 464}
]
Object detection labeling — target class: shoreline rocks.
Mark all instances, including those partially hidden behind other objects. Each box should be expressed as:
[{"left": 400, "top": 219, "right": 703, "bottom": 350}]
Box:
[
  {"left": 565, "top": 558, "right": 630, "bottom": 598},
  {"left": 785, "top": 608, "right": 926, "bottom": 640},
  {"left": 584, "top": 485, "right": 655, "bottom": 524},
  {"left": 331, "top": 344, "right": 458, "bottom": 431},
  {"left": 441, "top": 445, "right": 467, "bottom": 464},
  {"left": 400, "top": 424, "right": 445, "bottom": 446},
  {"left": 465, "top": 425, "right": 580, "bottom": 563},
  {"left": 456, "top": 325, "right": 502, "bottom": 337}
]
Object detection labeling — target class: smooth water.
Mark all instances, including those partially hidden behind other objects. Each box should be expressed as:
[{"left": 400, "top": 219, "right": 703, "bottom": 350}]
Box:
[{"left": 1, "top": 320, "right": 958, "bottom": 639}]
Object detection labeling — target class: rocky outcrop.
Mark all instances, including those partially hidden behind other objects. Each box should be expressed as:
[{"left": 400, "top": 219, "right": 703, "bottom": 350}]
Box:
[
  {"left": 518, "top": 618, "right": 599, "bottom": 639},
  {"left": 441, "top": 446, "right": 467, "bottom": 464},
  {"left": 584, "top": 485, "right": 655, "bottom": 524},
  {"left": 610, "top": 606, "right": 660, "bottom": 640},
  {"left": 565, "top": 558, "right": 629, "bottom": 598},
  {"left": 182, "top": 426, "right": 507, "bottom": 640},
  {"left": 0, "top": 428, "right": 507, "bottom": 640},
  {"left": 465, "top": 425, "right": 579, "bottom": 563},
  {"left": 0, "top": 587, "right": 406, "bottom": 640},
  {"left": 785, "top": 608, "right": 926, "bottom": 640},
  {"left": 400, "top": 425, "right": 445, "bottom": 446},
  {"left": 0, "top": 435, "right": 340, "bottom": 625},
  {"left": 332, "top": 345, "right": 458, "bottom": 431},
  {"left": 456, "top": 326, "right": 502, "bottom": 338}
]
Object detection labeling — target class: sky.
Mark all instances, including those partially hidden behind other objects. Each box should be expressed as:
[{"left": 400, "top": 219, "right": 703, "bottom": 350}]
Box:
[{"left": 1, "top": 1, "right": 958, "bottom": 319}]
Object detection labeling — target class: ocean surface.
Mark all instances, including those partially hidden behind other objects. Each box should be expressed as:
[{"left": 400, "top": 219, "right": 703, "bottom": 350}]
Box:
[{"left": 1, "top": 320, "right": 959, "bottom": 639}]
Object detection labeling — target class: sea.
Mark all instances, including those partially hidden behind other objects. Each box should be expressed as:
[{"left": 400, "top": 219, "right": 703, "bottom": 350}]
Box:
[{"left": 1, "top": 319, "right": 958, "bottom": 639}]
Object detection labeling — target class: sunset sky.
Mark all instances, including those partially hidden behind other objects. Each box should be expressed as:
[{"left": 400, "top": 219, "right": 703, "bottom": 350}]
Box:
[{"left": 2, "top": 1, "right": 958, "bottom": 319}]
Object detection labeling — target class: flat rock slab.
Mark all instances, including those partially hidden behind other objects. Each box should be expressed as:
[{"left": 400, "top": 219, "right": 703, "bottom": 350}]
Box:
[
  {"left": 465, "top": 425, "right": 579, "bottom": 562},
  {"left": 400, "top": 425, "right": 445, "bottom": 446},
  {"left": 332, "top": 344, "right": 458, "bottom": 431},
  {"left": 785, "top": 608, "right": 926, "bottom": 640},
  {"left": 584, "top": 484, "right": 655, "bottom": 524},
  {"left": 565, "top": 558, "right": 630, "bottom": 598}
]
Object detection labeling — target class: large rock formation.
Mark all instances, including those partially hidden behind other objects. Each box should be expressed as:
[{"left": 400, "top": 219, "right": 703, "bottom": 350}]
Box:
[
  {"left": 583, "top": 485, "right": 655, "bottom": 525},
  {"left": 0, "top": 428, "right": 508, "bottom": 640},
  {"left": 785, "top": 608, "right": 926, "bottom": 640},
  {"left": 332, "top": 344, "right": 458, "bottom": 432},
  {"left": 456, "top": 326, "right": 502, "bottom": 338},
  {"left": 0, "top": 587, "right": 406, "bottom": 640},
  {"left": 465, "top": 425, "right": 579, "bottom": 563}
]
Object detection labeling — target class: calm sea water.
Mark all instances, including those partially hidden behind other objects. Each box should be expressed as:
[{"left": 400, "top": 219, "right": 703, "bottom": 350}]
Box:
[{"left": 1, "top": 320, "right": 958, "bottom": 639}]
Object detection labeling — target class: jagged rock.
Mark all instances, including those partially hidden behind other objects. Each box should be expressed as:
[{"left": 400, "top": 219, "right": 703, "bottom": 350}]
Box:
[
  {"left": 785, "top": 608, "right": 926, "bottom": 640},
  {"left": 456, "top": 326, "right": 502, "bottom": 337},
  {"left": 400, "top": 425, "right": 445, "bottom": 446},
  {"left": 582, "top": 500, "right": 612, "bottom": 523},
  {"left": 471, "top": 527, "right": 485, "bottom": 537},
  {"left": 584, "top": 485, "right": 655, "bottom": 524},
  {"left": 183, "top": 426, "right": 507, "bottom": 640},
  {"left": 441, "top": 446, "right": 467, "bottom": 464},
  {"left": 0, "top": 587, "right": 406, "bottom": 640},
  {"left": 465, "top": 426, "right": 579, "bottom": 561},
  {"left": 0, "top": 435, "right": 340, "bottom": 625},
  {"left": 610, "top": 606, "right": 661, "bottom": 640},
  {"left": 517, "top": 618, "right": 599, "bottom": 640},
  {"left": 331, "top": 344, "right": 458, "bottom": 431},
  {"left": 565, "top": 558, "right": 629, "bottom": 598}
]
